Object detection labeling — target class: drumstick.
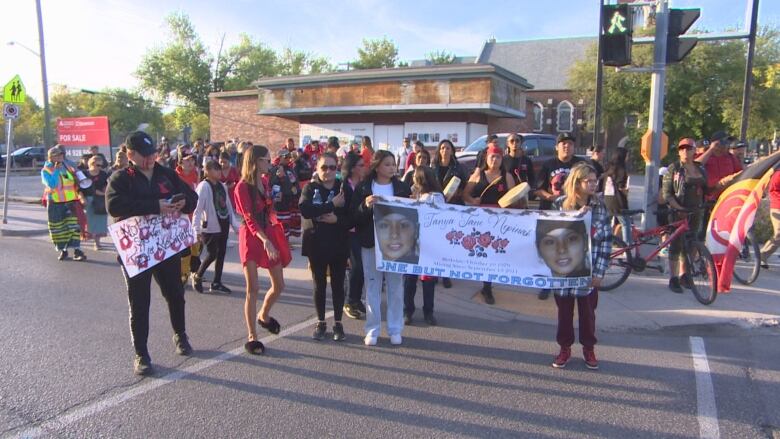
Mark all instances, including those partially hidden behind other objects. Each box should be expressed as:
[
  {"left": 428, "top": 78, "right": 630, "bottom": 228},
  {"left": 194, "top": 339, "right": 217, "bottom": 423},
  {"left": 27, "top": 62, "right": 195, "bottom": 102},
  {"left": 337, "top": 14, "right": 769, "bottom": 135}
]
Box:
[{"left": 479, "top": 176, "right": 503, "bottom": 199}]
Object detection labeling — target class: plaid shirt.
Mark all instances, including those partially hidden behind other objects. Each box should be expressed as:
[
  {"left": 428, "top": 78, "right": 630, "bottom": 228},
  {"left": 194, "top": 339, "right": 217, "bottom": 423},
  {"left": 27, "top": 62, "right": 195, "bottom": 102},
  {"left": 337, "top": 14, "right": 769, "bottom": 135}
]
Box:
[{"left": 551, "top": 195, "right": 613, "bottom": 297}]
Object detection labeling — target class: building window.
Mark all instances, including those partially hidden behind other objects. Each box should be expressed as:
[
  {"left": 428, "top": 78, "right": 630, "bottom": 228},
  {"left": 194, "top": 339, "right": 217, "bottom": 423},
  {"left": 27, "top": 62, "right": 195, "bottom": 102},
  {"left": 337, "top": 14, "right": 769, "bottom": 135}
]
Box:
[
  {"left": 557, "top": 100, "right": 573, "bottom": 133},
  {"left": 533, "top": 103, "right": 543, "bottom": 132}
]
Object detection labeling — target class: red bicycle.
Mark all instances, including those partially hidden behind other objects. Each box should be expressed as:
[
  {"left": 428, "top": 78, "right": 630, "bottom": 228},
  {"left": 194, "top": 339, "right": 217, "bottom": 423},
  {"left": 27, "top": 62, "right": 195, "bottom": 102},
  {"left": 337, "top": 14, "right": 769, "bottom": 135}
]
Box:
[{"left": 600, "top": 208, "right": 718, "bottom": 305}]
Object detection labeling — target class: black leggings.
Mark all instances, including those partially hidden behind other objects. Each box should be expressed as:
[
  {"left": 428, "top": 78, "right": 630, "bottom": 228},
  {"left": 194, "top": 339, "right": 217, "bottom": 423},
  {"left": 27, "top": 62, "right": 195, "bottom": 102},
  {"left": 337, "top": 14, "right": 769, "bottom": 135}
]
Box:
[
  {"left": 197, "top": 219, "right": 229, "bottom": 284},
  {"left": 347, "top": 233, "right": 364, "bottom": 305},
  {"left": 403, "top": 274, "right": 435, "bottom": 316},
  {"left": 121, "top": 254, "right": 186, "bottom": 357},
  {"left": 310, "top": 256, "right": 347, "bottom": 321}
]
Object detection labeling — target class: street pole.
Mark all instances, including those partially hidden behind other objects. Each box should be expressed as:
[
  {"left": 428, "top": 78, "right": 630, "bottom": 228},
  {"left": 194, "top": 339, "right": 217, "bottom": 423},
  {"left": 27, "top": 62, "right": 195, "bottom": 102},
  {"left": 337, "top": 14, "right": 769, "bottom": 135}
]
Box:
[
  {"left": 739, "top": 0, "right": 760, "bottom": 142},
  {"left": 36, "top": 0, "right": 52, "bottom": 147},
  {"left": 641, "top": 0, "right": 668, "bottom": 230},
  {"left": 594, "top": 0, "right": 605, "bottom": 150},
  {"left": 2, "top": 119, "right": 15, "bottom": 224}
]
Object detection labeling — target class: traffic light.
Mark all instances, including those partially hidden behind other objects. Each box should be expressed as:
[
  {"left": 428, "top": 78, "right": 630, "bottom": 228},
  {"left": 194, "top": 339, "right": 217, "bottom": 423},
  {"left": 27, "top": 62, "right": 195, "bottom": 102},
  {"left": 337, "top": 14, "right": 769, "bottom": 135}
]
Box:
[
  {"left": 601, "top": 4, "right": 632, "bottom": 67},
  {"left": 667, "top": 8, "right": 700, "bottom": 64}
]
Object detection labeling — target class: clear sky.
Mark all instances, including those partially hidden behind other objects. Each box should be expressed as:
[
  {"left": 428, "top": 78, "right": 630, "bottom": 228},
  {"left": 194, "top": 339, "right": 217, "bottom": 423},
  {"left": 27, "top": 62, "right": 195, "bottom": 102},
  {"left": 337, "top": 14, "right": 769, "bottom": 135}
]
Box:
[{"left": 2, "top": 0, "right": 777, "bottom": 108}]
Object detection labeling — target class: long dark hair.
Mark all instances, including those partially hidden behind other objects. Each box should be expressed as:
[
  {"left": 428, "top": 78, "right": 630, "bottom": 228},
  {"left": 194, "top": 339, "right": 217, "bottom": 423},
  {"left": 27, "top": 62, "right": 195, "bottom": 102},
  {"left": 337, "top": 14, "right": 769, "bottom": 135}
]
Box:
[
  {"left": 240, "top": 144, "right": 270, "bottom": 188},
  {"left": 412, "top": 166, "right": 442, "bottom": 198},
  {"left": 368, "top": 150, "right": 396, "bottom": 181},
  {"left": 342, "top": 151, "right": 363, "bottom": 181},
  {"left": 605, "top": 147, "right": 628, "bottom": 178},
  {"left": 431, "top": 139, "right": 458, "bottom": 167}
]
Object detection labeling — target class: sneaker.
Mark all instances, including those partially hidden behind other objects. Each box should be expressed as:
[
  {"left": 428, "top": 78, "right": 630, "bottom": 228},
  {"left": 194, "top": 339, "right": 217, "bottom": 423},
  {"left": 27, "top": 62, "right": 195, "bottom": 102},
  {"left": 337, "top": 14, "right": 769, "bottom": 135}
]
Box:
[
  {"left": 73, "top": 249, "right": 87, "bottom": 262},
  {"left": 583, "top": 348, "right": 599, "bottom": 370},
  {"left": 312, "top": 322, "right": 327, "bottom": 341},
  {"left": 538, "top": 289, "right": 550, "bottom": 300},
  {"left": 173, "top": 333, "right": 193, "bottom": 356},
  {"left": 343, "top": 303, "right": 361, "bottom": 320},
  {"left": 364, "top": 335, "right": 377, "bottom": 346},
  {"left": 404, "top": 314, "right": 413, "bottom": 325},
  {"left": 134, "top": 354, "right": 153, "bottom": 376},
  {"left": 680, "top": 273, "right": 694, "bottom": 290},
  {"left": 424, "top": 314, "right": 437, "bottom": 326},
  {"left": 551, "top": 346, "right": 571, "bottom": 368},
  {"left": 332, "top": 322, "right": 345, "bottom": 341},
  {"left": 442, "top": 278, "right": 452, "bottom": 289},
  {"left": 210, "top": 282, "right": 232, "bottom": 294},
  {"left": 481, "top": 288, "right": 495, "bottom": 305},
  {"left": 668, "top": 277, "right": 684, "bottom": 294},
  {"left": 192, "top": 275, "right": 204, "bottom": 293},
  {"left": 58, "top": 250, "right": 68, "bottom": 261},
  {"left": 354, "top": 301, "right": 367, "bottom": 314},
  {"left": 390, "top": 334, "right": 403, "bottom": 345}
]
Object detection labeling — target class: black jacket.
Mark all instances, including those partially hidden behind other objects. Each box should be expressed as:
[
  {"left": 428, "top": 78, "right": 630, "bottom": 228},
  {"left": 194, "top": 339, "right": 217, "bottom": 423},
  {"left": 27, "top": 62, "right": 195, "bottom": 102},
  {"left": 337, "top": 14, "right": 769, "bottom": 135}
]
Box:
[
  {"left": 350, "top": 177, "right": 412, "bottom": 248},
  {"left": 106, "top": 163, "right": 197, "bottom": 221},
  {"left": 299, "top": 179, "right": 350, "bottom": 259}
]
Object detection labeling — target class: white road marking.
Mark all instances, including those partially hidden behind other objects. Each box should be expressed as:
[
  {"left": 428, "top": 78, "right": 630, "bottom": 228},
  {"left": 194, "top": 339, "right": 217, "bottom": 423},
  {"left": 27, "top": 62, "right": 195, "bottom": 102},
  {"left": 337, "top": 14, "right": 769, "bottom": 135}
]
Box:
[
  {"left": 13, "top": 312, "right": 333, "bottom": 439},
  {"left": 690, "top": 336, "right": 720, "bottom": 439}
]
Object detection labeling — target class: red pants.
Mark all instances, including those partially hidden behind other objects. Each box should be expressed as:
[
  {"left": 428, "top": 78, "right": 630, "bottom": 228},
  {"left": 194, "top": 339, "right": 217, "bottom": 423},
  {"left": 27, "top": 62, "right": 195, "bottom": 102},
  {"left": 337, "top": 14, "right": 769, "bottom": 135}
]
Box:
[{"left": 554, "top": 289, "right": 598, "bottom": 349}]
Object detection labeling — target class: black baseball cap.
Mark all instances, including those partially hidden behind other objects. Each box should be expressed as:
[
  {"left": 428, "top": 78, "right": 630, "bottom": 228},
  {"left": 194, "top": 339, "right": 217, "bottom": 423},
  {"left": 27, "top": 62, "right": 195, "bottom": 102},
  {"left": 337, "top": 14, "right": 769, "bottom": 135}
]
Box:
[
  {"left": 710, "top": 130, "right": 735, "bottom": 144},
  {"left": 125, "top": 131, "right": 156, "bottom": 156},
  {"left": 557, "top": 133, "right": 576, "bottom": 143}
]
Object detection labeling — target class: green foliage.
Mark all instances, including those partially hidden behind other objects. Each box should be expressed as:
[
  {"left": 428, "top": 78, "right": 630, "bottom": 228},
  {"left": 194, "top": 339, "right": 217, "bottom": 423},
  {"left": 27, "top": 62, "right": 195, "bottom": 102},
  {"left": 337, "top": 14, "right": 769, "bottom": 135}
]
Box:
[
  {"left": 427, "top": 50, "right": 456, "bottom": 65},
  {"left": 568, "top": 25, "right": 780, "bottom": 158},
  {"left": 164, "top": 107, "right": 209, "bottom": 142},
  {"left": 49, "top": 86, "right": 165, "bottom": 146},
  {"left": 352, "top": 37, "right": 399, "bottom": 69},
  {"left": 137, "top": 14, "right": 334, "bottom": 114},
  {"left": 0, "top": 97, "right": 45, "bottom": 146}
]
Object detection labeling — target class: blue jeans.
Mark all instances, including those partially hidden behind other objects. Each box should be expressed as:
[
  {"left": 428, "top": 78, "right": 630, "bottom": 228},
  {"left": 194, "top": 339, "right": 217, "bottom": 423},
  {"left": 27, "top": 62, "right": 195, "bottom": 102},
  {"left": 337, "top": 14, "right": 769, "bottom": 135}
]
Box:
[
  {"left": 361, "top": 248, "right": 404, "bottom": 338},
  {"left": 615, "top": 214, "right": 632, "bottom": 244}
]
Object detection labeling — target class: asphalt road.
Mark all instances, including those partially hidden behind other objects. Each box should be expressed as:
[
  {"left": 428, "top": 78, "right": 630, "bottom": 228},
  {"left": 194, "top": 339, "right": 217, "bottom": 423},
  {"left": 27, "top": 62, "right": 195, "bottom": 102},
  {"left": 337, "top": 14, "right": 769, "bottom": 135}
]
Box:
[{"left": 1, "top": 235, "right": 779, "bottom": 438}]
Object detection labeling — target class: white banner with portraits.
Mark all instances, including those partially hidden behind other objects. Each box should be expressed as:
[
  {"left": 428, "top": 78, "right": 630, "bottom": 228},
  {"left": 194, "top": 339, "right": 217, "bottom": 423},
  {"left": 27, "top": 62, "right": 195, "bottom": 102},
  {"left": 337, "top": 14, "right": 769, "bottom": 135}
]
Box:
[{"left": 372, "top": 197, "right": 593, "bottom": 289}]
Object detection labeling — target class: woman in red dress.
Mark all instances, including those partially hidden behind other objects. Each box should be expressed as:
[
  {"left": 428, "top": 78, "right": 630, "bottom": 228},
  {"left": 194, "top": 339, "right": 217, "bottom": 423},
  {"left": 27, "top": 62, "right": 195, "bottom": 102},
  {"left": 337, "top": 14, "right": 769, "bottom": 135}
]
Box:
[{"left": 234, "top": 144, "right": 292, "bottom": 355}]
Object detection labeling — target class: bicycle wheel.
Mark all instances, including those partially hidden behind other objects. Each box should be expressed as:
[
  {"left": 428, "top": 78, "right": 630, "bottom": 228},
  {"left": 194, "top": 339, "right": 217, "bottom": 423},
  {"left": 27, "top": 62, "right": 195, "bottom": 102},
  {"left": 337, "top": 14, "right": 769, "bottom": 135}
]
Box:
[
  {"left": 599, "top": 237, "right": 633, "bottom": 291},
  {"left": 684, "top": 240, "right": 718, "bottom": 305},
  {"left": 732, "top": 232, "right": 761, "bottom": 285}
]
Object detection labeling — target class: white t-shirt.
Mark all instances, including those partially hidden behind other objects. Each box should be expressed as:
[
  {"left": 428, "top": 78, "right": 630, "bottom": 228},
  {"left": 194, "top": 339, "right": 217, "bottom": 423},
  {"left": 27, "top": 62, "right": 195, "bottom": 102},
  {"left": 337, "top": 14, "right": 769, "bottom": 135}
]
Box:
[{"left": 371, "top": 180, "right": 394, "bottom": 198}]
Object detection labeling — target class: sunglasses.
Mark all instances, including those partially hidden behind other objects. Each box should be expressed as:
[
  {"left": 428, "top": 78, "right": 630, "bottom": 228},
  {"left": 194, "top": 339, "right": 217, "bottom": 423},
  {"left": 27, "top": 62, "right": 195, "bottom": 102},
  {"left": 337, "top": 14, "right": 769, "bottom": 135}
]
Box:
[{"left": 319, "top": 164, "right": 337, "bottom": 171}]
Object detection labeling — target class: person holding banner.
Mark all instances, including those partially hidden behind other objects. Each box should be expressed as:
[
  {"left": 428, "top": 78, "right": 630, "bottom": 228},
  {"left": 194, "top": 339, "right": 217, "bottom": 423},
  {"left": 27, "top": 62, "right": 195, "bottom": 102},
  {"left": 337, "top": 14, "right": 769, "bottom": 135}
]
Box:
[
  {"left": 463, "top": 142, "right": 516, "bottom": 305},
  {"left": 431, "top": 139, "right": 465, "bottom": 289},
  {"left": 404, "top": 166, "right": 444, "bottom": 326},
  {"left": 299, "top": 153, "right": 351, "bottom": 341},
  {"left": 550, "top": 163, "right": 612, "bottom": 370},
  {"left": 41, "top": 146, "right": 87, "bottom": 262},
  {"left": 350, "top": 150, "right": 412, "bottom": 346},
  {"left": 234, "top": 144, "right": 292, "bottom": 355},
  {"left": 106, "top": 131, "right": 198, "bottom": 376}
]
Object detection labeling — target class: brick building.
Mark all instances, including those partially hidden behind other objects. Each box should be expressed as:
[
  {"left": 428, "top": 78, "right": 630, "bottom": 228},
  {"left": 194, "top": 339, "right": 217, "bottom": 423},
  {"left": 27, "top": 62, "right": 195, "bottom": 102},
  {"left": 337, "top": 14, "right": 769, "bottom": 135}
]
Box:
[{"left": 209, "top": 64, "right": 531, "bottom": 154}]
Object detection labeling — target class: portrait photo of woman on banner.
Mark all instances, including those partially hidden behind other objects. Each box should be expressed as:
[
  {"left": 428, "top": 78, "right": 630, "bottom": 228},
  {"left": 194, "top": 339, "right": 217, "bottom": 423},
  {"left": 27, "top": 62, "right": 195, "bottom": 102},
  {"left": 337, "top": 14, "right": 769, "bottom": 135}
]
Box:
[
  {"left": 373, "top": 203, "right": 420, "bottom": 264},
  {"left": 535, "top": 218, "right": 591, "bottom": 278}
]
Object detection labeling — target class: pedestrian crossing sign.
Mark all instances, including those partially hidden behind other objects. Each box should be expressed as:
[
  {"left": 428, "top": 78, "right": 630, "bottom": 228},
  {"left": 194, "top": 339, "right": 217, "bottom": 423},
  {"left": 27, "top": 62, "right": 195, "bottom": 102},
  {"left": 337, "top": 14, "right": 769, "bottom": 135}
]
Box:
[{"left": 3, "top": 75, "right": 26, "bottom": 104}]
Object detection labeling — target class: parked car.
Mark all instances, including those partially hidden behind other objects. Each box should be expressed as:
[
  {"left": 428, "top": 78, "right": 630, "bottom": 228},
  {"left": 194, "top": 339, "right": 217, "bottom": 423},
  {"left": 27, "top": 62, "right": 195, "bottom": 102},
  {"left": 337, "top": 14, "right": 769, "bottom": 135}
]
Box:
[
  {"left": 1, "top": 147, "right": 47, "bottom": 168},
  {"left": 455, "top": 133, "right": 558, "bottom": 178}
]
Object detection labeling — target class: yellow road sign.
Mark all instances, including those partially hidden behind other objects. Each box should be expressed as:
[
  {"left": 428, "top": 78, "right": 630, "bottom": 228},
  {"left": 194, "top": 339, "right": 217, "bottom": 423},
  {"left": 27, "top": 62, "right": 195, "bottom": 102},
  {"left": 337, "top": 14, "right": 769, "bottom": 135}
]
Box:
[{"left": 3, "top": 75, "right": 26, "bottom": 104}]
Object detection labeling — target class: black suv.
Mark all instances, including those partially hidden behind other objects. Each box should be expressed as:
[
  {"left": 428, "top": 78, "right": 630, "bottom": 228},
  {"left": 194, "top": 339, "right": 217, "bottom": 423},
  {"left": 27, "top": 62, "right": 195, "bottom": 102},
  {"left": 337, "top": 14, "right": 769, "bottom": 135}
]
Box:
[{"left": 455, "top": 133, "right": 558, "bottom": 177}]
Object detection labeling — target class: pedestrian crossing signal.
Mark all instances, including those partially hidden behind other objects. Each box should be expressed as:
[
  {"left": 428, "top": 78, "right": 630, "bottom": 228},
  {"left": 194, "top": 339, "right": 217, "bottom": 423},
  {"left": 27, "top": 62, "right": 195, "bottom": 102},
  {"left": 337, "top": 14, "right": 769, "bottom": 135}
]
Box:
[
  {"left": 601, "top": 4, "right": 632, "bottom": 67},
  {"left": 3, "top": 75, "right": 26, "bottom": 104}
]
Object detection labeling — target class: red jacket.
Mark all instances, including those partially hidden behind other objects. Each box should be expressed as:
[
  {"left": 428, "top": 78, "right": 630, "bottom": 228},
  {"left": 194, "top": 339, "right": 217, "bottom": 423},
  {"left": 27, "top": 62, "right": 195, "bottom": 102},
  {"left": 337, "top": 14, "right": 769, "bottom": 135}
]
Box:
[{"left": 770, "top": 170, "right": 780, "bottom": 210}]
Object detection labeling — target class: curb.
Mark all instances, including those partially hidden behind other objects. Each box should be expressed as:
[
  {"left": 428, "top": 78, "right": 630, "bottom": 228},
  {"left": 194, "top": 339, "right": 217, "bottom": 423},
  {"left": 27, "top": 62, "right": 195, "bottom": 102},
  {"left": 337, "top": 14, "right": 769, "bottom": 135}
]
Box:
[
  {"left": 0, "top": 227, "right": 49, "bottom": 237},
  {"left": 0, "top": 196, "right": 41, "bottom": 204}
]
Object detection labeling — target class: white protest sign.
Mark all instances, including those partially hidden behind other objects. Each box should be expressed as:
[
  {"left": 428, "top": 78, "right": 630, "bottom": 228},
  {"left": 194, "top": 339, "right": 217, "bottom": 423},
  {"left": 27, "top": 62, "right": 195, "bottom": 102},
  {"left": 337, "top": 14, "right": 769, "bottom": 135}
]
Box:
[
  {"left": 373, "top": 196, "right": 592, "bottom": 289},
  {"left": 109, "top": 214, "right": 196, "bottom": 278}
]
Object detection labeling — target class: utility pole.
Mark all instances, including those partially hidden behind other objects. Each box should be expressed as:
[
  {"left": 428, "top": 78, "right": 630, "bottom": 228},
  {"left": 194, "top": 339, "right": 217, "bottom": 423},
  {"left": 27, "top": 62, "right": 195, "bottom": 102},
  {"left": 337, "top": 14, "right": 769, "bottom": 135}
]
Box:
[
  {"left": 593, "top": 0, "right": 605, "bottom": 149},
  {"left": 739, "top": 0, "right": 760, "bottom": 142},
  {"left": 641, "top": 0, "right": 668, "bottom": 230},
  {"left": 35, "top": 0, "right": 52, "bottom": 147}
]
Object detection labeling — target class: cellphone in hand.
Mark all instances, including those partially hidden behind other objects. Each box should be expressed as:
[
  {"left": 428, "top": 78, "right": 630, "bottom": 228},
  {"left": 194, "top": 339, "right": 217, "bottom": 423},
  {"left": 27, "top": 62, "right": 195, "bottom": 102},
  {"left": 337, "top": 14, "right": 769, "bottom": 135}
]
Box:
[{"left": 168, "top": 193, "right": 185, "bottom": 203}]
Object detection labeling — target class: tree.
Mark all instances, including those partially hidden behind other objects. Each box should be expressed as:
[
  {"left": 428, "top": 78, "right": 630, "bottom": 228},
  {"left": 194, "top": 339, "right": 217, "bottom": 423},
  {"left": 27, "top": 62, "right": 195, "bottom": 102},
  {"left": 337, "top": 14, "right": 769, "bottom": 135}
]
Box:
[
  {"left": 352, "top": 37, "right": 399, "bottom": 69},
  {"left": 0, "top": 97, "right": 44, "bottom": 146},
  {"left": 136, "top": 12, "right": 213, "bottom": 112},
  {"left": 164, "top": 107, "right": 210, "bottom": 142},
  {"left": 49, "top": 86, "right": 165, "bottom": 146},
  {"left": 427, "top": 50, "right": 456, "bottom": 65},
  {"left": 137, "top": 14, "right": 333, "bottom": 114},
  {"left": 568, "top": 25, "right": 780, "bottom": 160}
]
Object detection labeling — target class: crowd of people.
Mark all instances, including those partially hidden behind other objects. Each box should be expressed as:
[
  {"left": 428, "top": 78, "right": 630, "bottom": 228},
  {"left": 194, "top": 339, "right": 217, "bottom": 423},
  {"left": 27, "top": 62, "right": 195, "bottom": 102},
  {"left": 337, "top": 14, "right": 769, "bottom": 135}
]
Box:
[{"left": 39, "top": 129, "right": 780, "bottom": 375}]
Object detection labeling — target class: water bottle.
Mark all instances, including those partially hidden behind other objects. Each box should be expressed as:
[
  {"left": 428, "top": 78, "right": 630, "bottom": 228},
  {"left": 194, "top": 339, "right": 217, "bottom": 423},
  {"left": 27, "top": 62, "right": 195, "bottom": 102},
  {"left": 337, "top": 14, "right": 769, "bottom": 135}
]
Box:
[
  {"left": 326, "top": 190, "right": 334, "bottom": 203},
  {"left": 313, "top": 188, "right": 322, "bottom": 204},
  {"left": 271, "top": 184, "right": 281, "bottom": 201}
]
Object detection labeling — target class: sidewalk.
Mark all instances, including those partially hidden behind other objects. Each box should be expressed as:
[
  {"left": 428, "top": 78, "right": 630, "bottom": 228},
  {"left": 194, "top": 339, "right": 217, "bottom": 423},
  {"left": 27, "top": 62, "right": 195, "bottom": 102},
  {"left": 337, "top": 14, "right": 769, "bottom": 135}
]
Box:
[{"left": 2, "top": 200, "right": 779, "bottom": 331}]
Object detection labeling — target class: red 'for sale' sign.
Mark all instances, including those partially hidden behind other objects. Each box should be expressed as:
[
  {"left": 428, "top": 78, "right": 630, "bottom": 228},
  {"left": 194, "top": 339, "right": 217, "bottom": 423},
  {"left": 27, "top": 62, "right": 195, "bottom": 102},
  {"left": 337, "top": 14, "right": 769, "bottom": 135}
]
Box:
[{"left": 56, "top": 116, "right": 111, "bottom": 146}]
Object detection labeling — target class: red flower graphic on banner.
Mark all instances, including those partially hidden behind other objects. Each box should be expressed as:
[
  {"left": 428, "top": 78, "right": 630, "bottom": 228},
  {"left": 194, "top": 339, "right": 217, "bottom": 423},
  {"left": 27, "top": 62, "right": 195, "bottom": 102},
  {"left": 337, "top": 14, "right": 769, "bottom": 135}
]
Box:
[
  {"left": 447, "top": 228, "right": 510, "bottom": 257},
  {"left": 478, "top": 232, "right": 493, "bottom": 247},
  {"left": 462, "top": 235, "right": 477, "bottom": 251}
]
